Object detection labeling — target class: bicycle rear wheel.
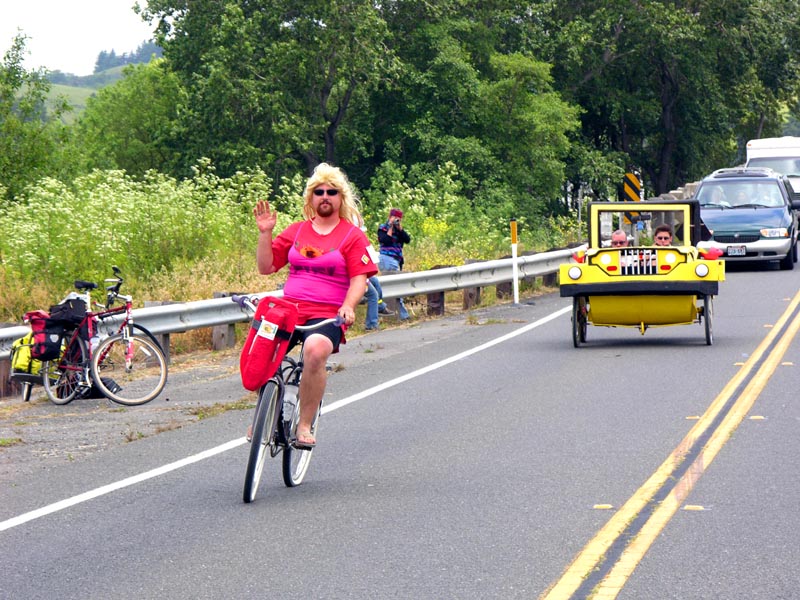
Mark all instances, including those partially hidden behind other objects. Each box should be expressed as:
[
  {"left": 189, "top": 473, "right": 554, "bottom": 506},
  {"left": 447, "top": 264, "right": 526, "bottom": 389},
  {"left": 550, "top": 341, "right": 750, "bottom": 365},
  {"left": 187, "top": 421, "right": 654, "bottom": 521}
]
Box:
[
  {"left": 282, "top": 393, "right": 319, "bottom": 487},
  {"left": 42, "top": 336, "right": 89, "bottom": 405},
  {"left": 244, "top": 381, "right": 280, "bottom": 503},
  {"left": 91, "top": 333, "right": 168, "bottom": 405}
]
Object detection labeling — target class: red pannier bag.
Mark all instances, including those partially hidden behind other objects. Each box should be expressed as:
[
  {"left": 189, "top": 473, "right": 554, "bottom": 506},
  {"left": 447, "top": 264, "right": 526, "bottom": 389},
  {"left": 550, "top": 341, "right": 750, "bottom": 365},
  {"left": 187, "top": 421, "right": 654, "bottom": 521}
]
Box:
[
  {"left": 239, "top": 296, "right": 299, "bottom": 391},
  {"left": 24, "top": 309, "right": 65, "bottom": 362}
]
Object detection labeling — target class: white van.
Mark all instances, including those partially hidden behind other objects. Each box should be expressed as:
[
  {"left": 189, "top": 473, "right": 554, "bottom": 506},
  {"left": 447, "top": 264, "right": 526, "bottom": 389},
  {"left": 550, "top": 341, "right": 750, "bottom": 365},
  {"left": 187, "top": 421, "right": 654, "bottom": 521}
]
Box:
[{"left": 745, "top": 137, "right": 800, "bottom": 196}]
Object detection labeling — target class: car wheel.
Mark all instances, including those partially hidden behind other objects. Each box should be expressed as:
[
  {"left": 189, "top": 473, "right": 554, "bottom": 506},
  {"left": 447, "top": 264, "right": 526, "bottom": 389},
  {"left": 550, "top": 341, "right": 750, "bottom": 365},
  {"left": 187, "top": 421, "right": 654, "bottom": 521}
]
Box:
[{"left": 779, "top": 249, "right": 795, "bottom": 270}]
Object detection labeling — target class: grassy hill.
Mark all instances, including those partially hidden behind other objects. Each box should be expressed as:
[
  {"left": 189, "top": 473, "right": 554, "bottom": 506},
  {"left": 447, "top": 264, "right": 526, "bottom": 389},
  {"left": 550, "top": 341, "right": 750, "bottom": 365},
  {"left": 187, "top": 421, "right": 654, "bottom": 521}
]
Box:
[
  {"left": 50, "top": 84, "right": 95, "bottom": 122},
  {"left": 47, "top": 66, "right": 126, "bottom": 123}
]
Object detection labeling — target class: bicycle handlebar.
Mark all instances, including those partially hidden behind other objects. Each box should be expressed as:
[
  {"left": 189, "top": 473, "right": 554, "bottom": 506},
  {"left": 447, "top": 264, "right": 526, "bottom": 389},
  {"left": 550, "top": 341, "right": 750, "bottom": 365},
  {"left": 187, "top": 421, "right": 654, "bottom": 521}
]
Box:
[
  {"left": 231, "top": 294, "right": 255, "bottom": 311},
  {"left": 73, "top": 266, "right": 126, "bottom": 309},
  {"left": 231, "top": 295, "right": 344, "bottom": 328}
]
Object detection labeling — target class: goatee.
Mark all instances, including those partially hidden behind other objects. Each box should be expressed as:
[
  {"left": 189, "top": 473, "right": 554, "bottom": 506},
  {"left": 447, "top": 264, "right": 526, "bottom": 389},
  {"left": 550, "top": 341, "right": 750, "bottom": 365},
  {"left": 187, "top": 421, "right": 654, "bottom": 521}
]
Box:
[{"left": 317, "top": 202, "right": 335, "bottom": 217}]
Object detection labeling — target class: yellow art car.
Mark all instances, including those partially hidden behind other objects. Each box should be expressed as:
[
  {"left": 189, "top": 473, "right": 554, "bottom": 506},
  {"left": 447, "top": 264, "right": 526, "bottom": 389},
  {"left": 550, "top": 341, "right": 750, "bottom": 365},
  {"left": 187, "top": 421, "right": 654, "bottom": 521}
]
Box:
[{"left": 559, "top": 199, "right": 725, "bottom": 346}]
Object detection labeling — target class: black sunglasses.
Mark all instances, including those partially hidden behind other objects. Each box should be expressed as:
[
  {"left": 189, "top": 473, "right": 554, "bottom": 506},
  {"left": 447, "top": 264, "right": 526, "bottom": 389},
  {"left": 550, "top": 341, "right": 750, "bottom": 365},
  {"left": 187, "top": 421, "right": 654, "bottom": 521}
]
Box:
[{"left": 313, "top": 188, "right": 339, "bottom": 197}]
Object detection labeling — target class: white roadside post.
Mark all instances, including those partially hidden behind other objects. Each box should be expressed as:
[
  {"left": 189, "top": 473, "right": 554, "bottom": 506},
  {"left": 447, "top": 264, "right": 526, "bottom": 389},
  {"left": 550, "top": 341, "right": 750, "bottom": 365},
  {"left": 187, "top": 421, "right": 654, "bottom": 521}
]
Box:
[{"left": 511, "top": 218, "right": 519, "bottom": 304}]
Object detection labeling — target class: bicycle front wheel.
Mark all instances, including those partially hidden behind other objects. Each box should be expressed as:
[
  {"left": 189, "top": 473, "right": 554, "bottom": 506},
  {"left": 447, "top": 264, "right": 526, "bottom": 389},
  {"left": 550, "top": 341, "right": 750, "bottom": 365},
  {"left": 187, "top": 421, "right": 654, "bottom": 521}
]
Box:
[
  {"left": 244, "top": 381, "right": 280, "bottom": 503},
  {"left": 42, "top": 336, "right": 89, "bottom": 405},
  {"left": 91, "top": 333, "right": 168, "bottom": 405},
  {"left": 282, "top": 394, "right": 319, "bottom": 487}
]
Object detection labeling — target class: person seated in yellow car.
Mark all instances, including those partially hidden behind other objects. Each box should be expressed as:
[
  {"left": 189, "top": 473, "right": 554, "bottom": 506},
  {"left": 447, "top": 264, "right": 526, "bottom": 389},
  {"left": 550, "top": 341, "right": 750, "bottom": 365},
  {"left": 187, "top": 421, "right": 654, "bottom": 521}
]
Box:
[
  {"left": 653, "top": 224, "right": 674, "bottom": 246},
  {"left": 610, "top": 229, "right": 629, "bottom": 247}
]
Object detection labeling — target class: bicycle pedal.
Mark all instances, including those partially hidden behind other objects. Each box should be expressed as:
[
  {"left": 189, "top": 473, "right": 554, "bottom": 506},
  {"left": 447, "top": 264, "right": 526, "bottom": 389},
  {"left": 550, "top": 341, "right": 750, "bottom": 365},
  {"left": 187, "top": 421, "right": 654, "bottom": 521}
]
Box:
[{"left": 290, "top": 439, "right": 316, "bottom": 450}]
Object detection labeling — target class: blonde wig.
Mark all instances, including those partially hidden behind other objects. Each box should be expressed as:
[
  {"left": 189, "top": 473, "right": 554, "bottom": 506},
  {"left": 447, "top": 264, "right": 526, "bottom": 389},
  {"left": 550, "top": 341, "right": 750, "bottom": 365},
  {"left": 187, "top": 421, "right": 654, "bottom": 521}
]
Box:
[{"left": 302, "top": 163, "right": 362, "bottom": 225}]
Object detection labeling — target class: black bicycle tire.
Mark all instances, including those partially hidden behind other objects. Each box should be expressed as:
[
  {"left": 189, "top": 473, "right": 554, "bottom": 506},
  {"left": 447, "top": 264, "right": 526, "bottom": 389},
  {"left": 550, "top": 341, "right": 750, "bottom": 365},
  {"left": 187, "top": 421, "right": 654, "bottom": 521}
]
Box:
[
  {"left": 244, "top": 381, "right": 279, "bottom": 503},
  {"left": 130, "top": 323, "right": 164, "bottom": 354},
  {"left": 42, "top": 335, "right": 88, "bottom": 405},
  {"left": 91, "top": 333, "right": 168, "bottom": 405},
  {"left": 282, "top": 393, "right": 319, "bottom": 487}
]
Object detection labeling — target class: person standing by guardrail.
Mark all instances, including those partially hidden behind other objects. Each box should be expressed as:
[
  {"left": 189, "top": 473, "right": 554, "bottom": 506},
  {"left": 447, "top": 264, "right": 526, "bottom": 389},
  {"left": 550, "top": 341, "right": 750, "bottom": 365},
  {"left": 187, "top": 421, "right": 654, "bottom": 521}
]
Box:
[
  {"left": 253, "top": 163, "right": 377, "bottom": 447},
  {"left": 378, "top": 208, "right": 411, "bottom": 321}
]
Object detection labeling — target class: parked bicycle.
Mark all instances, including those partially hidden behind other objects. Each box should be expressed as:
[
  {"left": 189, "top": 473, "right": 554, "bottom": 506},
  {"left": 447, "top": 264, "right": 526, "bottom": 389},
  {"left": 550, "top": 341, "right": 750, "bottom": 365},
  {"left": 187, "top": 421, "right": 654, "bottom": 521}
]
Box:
[
  {"left": 41, "top": 266, "right": 168, "bottom": 406},
  {"left": 233, "top": 294, "right": 341, "bottom": 503}
]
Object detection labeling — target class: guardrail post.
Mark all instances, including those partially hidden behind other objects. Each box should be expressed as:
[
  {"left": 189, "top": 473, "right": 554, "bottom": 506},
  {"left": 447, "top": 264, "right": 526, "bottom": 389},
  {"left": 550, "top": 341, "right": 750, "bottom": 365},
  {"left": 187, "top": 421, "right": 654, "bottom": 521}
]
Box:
[
  {"left": 0, "top": 356, "right": 11, "bottom": 398},
  {"left": 426, "top": 266, "right": 450, "bottom": 315},
  {"left": 211, "top": 292, "right": 240, "bottom": 351},
  {"left": 462, "top": 259, "right": 481, "bottom": 309},
  {"left": 496, "top": 281, "right": 512, "bottom": 299},
  {"left": 0, "top": 322, "right": 14, "bottom": 399}
]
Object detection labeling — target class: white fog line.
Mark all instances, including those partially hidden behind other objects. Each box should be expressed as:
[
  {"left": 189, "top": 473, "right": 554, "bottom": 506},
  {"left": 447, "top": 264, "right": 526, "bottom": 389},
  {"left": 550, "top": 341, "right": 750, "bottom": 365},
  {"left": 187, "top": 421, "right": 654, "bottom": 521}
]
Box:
[
  {"left": 1, "top": 306, "right": 569, "bottom": 532},
  {"left": 0, "top": 438, "right": 245, "bottom": 532}
]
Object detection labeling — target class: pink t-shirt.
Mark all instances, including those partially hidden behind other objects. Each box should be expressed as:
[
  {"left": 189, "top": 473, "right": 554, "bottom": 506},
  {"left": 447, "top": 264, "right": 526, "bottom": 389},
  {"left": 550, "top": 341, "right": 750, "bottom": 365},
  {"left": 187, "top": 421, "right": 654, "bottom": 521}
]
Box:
[{"left": 272, "top": 219, "right": 377, "bottom": 322}]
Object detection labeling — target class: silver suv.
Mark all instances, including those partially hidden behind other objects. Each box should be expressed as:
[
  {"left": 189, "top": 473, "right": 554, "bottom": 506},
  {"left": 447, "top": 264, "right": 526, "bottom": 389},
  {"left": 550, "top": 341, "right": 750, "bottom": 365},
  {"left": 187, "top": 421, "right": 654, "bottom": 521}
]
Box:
[{"left": 695, "top": 167, "right": 800, "bottom": 270}]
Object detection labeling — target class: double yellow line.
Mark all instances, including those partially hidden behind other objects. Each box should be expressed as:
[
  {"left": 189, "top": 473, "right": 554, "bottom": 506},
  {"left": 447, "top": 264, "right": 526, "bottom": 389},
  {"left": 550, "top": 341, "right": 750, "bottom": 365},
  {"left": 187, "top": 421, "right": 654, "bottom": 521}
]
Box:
[{"left": 542, "top": 290, "right": 800, "bottom": 600}]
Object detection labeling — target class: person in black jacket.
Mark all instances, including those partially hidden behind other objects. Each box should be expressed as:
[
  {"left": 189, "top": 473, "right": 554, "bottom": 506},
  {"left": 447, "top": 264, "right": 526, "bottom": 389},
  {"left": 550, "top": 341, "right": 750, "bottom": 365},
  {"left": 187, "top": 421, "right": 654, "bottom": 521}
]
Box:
[{"left": 377, "top": 208, "right": 411, "bottom": 320}]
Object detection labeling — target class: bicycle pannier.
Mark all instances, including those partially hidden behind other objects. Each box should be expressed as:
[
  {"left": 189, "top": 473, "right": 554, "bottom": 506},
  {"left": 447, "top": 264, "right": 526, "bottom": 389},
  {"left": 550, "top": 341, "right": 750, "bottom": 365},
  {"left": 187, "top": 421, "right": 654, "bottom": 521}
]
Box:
[
  {"left": 10, "top": 332, "right": 43, "bottom": 380},
  {"left": 239, "top": 296, "right": 299, "bottom": 391},
  {"left": 25, "top": 310, "right": 66, "bottom": 362},
  {"left": 48, "top": 298, "right": 87, "bottom": 326}
]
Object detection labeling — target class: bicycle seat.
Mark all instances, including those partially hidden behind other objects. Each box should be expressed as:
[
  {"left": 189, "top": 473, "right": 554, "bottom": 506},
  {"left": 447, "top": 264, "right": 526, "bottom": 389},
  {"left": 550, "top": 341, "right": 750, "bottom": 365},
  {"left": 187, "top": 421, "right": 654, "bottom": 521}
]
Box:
[{"left": 74, "top": 280, "right": 98, "bottom": 290}]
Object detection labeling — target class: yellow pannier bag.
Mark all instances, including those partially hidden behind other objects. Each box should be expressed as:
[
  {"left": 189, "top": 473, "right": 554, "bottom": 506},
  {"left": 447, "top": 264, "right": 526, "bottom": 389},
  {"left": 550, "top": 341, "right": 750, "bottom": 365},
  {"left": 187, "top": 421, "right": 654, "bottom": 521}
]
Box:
[{"left": 10, "top": 333, "right": 42, "bottom": 378}]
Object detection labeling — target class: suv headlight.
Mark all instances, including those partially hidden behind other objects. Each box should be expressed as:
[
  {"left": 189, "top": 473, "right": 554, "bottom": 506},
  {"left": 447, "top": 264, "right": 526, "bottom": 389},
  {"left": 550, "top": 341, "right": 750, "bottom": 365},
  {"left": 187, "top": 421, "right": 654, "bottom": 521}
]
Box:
[{"left": 760, "top": 227, "right": 789, "bottom": 238}]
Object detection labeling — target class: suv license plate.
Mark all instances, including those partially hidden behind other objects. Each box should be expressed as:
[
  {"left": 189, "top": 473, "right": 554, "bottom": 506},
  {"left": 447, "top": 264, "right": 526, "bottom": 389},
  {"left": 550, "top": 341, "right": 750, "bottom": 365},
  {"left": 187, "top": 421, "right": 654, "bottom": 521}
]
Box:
[{"left": 727, "top": 245, "right": 746, "bottom": 257}]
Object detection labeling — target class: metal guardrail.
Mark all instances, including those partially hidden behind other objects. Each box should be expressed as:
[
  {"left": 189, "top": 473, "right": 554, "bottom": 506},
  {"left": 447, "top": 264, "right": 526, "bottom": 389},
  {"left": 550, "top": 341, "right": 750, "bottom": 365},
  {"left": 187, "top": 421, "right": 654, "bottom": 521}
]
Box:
[{"left": 0, "top": 248, "right": 573, "bottom": 359}]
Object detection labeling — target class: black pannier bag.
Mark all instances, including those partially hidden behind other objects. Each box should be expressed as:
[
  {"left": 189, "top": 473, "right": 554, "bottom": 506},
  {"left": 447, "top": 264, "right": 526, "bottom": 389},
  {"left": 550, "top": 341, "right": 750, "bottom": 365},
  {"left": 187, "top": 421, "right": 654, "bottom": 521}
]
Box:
[{"left": 48, "top": 298, "right": 87, "bottom": 326}]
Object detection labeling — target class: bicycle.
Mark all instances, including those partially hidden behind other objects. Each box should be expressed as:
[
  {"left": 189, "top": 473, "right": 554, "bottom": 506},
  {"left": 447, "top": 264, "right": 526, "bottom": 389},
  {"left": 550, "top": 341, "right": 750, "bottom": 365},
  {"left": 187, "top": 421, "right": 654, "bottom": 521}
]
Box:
[
  {"left": 233, "top": 294, "right": 341, "bottom": 503},
  {"left": 40, "top": 266, "right": 168, "bottom": 406}
]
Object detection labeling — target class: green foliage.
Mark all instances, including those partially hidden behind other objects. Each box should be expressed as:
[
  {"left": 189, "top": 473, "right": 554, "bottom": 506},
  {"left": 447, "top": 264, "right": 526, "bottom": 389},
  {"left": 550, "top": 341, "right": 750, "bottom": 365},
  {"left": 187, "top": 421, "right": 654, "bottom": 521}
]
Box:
[
  {"left": 0, "top": 163, "right": 276, "bottom": 288},
  {"left": 73, "top": 60, "right": 184, "bottom": 177},
  {"left": 0, "top": 34, "right": 74, "bottom": 201},
  {"left": 142, "top": 0, "right": 399, "bottom": 176},
  {"left": 529, "top": 0, "right": 800, "bottom": 194}
]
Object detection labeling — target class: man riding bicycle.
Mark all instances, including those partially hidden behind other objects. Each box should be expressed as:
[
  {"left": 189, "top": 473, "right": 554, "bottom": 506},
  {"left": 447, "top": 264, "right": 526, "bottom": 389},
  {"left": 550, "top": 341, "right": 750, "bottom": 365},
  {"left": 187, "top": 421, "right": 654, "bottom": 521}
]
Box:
[{"left": 253, "top": 163, "right": 377, "bottom": 448}]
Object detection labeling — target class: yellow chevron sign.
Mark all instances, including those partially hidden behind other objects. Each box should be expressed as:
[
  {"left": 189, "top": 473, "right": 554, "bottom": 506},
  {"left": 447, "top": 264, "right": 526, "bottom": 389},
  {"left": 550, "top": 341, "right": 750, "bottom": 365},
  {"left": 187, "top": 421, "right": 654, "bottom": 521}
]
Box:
[
  {"left": 623, "top": 172, "right": 641, "bottom": 202},
  {"left": 623, "top": 172, "right": 642, "bottom": 223}
]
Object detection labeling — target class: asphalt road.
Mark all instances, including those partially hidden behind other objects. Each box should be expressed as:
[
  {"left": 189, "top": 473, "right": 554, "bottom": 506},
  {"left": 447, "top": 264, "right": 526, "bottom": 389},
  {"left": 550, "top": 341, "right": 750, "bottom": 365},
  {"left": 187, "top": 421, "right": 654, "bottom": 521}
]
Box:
[{"left": 1, "top": 262, "right": 799, "bottom": 600}]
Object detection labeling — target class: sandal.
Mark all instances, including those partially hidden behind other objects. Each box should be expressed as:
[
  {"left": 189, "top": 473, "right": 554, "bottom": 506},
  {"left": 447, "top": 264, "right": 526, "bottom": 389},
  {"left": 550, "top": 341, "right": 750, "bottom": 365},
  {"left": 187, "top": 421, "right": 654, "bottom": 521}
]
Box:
[{"left": 294, "top": 429, "right": 316, "bottom": 449}]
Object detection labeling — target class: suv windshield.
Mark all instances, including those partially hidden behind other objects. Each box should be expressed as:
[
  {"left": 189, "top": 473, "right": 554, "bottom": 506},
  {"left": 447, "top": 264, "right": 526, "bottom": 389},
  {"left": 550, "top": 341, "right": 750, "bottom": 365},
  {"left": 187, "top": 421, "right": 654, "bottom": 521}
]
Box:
[{"left": 696, "top": 181, "right": 785, "bottom": 208}]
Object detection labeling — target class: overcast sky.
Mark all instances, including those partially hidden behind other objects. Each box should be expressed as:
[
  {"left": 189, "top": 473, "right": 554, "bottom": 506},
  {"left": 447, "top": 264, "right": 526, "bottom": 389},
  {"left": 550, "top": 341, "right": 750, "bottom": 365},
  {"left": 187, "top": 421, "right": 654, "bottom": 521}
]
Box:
[{"left": 1, "top": 1, "right": 156, "bottom": 76}]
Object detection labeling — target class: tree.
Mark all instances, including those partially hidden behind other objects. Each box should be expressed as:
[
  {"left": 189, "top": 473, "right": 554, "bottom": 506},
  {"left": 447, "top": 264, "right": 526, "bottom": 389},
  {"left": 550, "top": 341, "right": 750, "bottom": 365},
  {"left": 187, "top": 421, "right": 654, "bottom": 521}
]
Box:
[
  {"left": 141, "top": 0, "right": 398, "bottom": 177},
  {"left": 525, "top": 0, "right": 800, "bottom": 194},
  {"left": 0, "top": 34, "right": 72, "bottom": 201},
  {"left": 367, "top": 2, "right": 580, "bottom": 218},
  {"left": 73, "top": 59, "right": 182, "bottom": 177}
]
